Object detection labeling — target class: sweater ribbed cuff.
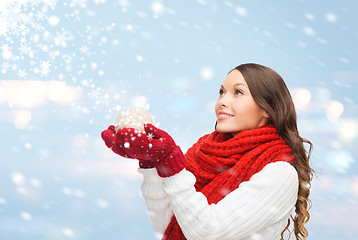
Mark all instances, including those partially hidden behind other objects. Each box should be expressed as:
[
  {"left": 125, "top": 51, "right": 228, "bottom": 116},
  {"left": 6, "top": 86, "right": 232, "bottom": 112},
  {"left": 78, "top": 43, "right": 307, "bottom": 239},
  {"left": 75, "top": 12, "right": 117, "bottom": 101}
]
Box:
[
  {"left": 139, "top": 160, "right": 156, "bottom": 169},
  {"left": 156, "top": 146, "right": 187, "bottom": 177}
]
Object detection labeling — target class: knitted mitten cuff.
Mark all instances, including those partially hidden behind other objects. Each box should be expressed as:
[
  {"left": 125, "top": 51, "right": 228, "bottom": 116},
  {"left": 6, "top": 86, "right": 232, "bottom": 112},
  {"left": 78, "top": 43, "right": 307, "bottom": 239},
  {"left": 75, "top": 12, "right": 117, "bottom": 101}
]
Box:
[
  {"left": 139, "top": 160, "right": 156, "bottom": 169},
  {"left": 156, "top": 146, "right": 187, "bottom": 177}
]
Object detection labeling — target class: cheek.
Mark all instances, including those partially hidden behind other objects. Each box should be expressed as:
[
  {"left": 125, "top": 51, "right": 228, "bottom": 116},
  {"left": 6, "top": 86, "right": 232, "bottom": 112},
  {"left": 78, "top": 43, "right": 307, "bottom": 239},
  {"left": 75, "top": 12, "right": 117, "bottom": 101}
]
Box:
[
  {"left": 214, "top": 101, "right": 219, "bottom": 113},
  {"left": 234, "top": 103, "right": 259, "bottom": 119},
  {"left": 246, "top": 106, "right": 265, "bottom": 121}
]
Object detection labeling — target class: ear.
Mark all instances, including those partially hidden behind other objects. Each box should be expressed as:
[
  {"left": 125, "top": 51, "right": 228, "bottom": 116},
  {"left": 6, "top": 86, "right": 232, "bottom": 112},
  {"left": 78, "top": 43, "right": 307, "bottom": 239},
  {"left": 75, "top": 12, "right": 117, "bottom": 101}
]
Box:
[
  {"left": 263, "top": 111, "right": 270, "bottom": 119},
  {"left": 261, "top": 110, "right": 270, "bottom": 120}
]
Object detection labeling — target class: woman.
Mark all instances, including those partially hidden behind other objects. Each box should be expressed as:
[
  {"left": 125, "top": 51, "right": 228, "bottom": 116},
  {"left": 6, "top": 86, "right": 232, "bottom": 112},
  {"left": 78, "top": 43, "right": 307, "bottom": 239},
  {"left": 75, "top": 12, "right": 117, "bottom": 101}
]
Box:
[{"left": 102, "top": 63, "right": 314, "bottom": 240}]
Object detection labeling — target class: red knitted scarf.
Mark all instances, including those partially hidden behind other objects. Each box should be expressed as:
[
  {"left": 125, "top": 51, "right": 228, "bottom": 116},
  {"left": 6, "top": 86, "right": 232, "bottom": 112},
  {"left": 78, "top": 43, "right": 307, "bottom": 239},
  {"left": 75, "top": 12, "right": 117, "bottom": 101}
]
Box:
[{"left": 162, "top": 124, "right": 295, "bottom": 240}]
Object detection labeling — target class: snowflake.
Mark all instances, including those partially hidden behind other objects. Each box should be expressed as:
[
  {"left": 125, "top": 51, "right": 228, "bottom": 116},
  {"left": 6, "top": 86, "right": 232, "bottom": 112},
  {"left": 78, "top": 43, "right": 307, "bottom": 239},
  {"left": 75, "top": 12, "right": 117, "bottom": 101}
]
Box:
[
  {"left": 91, "top": 62, "right": 98, "bottom": 70},
  {"left": 1, "top": 44, "right": 10, "bottom": 51},
  {"left": 58, "top": 73, "right": 64, "bottom": 80},
  {"left": 35, "top": 10, "right": 47, "bottom": 21},
  {"left": 54, "top": 29, "right": 74, "bottom": 48},
  {"left": 33, "top": 67, "right": 40, "bottom": 74},
  {"left": 17, "top": 69, "right": 28, "bottom": 79},
  {"left": 40, "top": 44, "right": 49, "bottom": 52},
  {"left": 20, "top": 37, "right": 27, "bottom": 44},
  {"left": 65, "top": 64, "right": 73, "bottom": 72},
  {"left": 88, "top": 87, "right": 101, "bottom": 98},
  {"left": 40, "top": 61, "right": 51, "bottom": 76},
  {"left": 5, "top": 36, "right": 12, "bottom": 44},
  {"left": 98, "top": 69, "right": 104, "bottom": 76},
  {"left": 33, "top": 23, "right": 45, "bottom": 32},
  {"left": 30, "top": 1, "right": 41, "bottom": 8},
  {"left": 32, "top": 34, "right": 40, "bottom": 42},
  {"left": 54, "top": 49, "right": 60, "bottom": 56},
  {"left": 70, "top": 0, "right": 87, "bottom": 8},
  {"left": 81, "top": 79, "right": 89, "bottom": 87},
  {"left": 1, "top": 61, "right": 10, "bottom": 71},
  {"left": 18, "top": 44, "right": 29, "bottom": 55},
  {"left": 80, "top": 44, "right": 90, "bottom": 55},
  {"left": 49, "top": 49, "right": 60, "bottom": 59},
  {"left": 18, "top": 23, "right": 27, "bottom": 32},
  {"left": 41, "top": 61, "right": 51, "bottom": 70},
  {"left": 147, "top": 133, "right": 154, "bottom": 140},
  {"left": 44, "top": 0, "right": 59, "bottom": 10}
]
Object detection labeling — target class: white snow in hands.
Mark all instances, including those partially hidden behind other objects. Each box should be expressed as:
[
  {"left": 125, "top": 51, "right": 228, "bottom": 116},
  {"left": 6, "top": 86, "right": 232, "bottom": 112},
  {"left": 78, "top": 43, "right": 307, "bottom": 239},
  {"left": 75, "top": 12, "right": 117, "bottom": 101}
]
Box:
[{"left": 114, "top": 106, "right": 156, "bottom": 133}]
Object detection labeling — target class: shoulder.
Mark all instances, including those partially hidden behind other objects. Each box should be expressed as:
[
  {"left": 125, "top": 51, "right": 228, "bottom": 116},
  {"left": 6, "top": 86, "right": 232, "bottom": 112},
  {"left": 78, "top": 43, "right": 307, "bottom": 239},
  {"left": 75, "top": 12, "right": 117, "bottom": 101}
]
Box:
[
  {"left": 248, "top": 161, "right": 298, "bottom": 190},
  {"left": 260, "top": 161, "right": 297, "bottom": 175}
]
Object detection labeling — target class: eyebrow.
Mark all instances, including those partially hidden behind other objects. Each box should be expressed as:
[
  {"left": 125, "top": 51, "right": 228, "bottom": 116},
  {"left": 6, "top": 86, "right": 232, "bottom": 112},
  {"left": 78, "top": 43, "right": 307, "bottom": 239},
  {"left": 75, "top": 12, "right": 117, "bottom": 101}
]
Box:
[{"left": 220, "top": 83, "right": 248, "bottom": 89}]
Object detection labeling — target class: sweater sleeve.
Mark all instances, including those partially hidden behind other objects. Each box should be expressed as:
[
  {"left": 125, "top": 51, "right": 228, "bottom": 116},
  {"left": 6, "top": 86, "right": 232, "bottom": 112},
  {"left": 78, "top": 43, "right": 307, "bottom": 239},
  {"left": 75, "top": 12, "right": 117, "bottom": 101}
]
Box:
[
  {"left": 162, "top": 161, "right": 299, "bottom": 240},
  {"left": 138, "top": 168, "right": 173, "bottom": 234}
]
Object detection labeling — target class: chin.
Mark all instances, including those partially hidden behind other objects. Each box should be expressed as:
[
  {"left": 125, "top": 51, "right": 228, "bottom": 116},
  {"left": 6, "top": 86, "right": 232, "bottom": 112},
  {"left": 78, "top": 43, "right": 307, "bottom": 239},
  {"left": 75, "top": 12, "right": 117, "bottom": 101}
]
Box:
[{"left": 216, "top": 125, "right": 236, "bottom": 134}]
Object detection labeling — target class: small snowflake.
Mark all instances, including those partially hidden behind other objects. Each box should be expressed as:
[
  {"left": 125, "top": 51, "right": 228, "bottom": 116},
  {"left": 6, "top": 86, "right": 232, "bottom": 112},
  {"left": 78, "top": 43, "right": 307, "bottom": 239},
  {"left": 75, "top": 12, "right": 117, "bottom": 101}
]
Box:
[
  {"left": 147, "top": 133, "right": 154, "bottom": 140},
  {"left": 53, "top": 50, "right": 60, "bottom": 57},
  {"left": 33, "top": 67, "right": 40, "bottom": 74},
  {"left": 41, "top": 44, "right": 49, "bottom": 52},
  {"left": 36, "top": 10, "right": 47, "bottom": 21},
  {"left": 1, "top": 44, "right": 10, "bottom": 51},
  {"left": 32, "top": 34, "right": 40, "bottom": 42},
  {"left": 18, "top": 44, "right": 29, "bottom": 55},
  {"left": 1, "top": 62, "right": 10, "bottom": 71},
  {"left": 32, "top": 23, "right": 45, "bottom": 32},
  {"left": 40, "top": 61, "right": 51, "bottom": 76},
  {"left": 41, "top": 61, "right": 51, "bottom": 70},
  {"left": 18, "top": 23, "right": 27, "bottom": 32},
  {"left": 54, "top": 29, "right": 74, "bottom": 48},
  {"left": 17, "top": 69, "right": 27, "bottom": 79},
  {"left": 58, "top": 74, "right": 64, "bottom": 80},
  {"left": 65, "top": 64, "right": 73, "bottom": 72},
  {"left": 80, "top": 44, "right": 90, "bottom": 55},
  {"left": 88, "top": 87, "right": 101, "bottom": 98},
  {"left": 81, "top": 79, "right": 89, "bottom": 87},
  {"left": 20, "top": 37, "right": 27, "bottom": 44},
  {"left": 98, "top": 69, "right": 104, "bottom": 76}
]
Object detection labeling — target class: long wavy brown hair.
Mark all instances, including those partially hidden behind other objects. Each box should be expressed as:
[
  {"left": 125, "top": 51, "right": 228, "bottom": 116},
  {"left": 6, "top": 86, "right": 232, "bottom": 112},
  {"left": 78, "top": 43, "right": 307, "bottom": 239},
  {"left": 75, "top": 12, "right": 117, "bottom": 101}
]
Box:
[{"left": 233, "top": 63, "right": 314, "bottom": 240}]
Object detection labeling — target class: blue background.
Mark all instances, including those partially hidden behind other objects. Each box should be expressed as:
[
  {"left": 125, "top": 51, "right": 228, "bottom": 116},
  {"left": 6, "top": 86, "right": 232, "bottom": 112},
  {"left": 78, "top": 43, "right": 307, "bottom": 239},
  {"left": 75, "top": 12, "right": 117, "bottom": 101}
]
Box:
[{"left": 1, "top": 0, "right": 357, "bottom": 239}]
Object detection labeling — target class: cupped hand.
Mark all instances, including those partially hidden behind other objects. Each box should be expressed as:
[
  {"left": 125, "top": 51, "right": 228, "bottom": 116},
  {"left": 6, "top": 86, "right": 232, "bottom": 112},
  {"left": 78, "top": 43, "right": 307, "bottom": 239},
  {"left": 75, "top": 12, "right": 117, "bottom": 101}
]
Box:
[{"left": 115, "top": 124, "right": 176, "bottom": 162}]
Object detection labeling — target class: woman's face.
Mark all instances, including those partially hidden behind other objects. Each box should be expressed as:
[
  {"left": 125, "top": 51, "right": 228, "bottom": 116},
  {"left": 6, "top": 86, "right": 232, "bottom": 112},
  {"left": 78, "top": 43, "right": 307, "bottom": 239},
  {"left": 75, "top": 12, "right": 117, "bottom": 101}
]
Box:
[{"left": 215, "top": 70, "right": 269, "bottom": 136}]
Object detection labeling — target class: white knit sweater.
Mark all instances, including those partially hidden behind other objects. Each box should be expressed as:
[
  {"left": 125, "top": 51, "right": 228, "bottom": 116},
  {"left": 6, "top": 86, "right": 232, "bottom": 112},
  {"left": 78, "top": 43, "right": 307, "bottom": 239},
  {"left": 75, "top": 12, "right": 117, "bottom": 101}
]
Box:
[{"left": 139, "top": 161, "right": 298, "bottom": 240}]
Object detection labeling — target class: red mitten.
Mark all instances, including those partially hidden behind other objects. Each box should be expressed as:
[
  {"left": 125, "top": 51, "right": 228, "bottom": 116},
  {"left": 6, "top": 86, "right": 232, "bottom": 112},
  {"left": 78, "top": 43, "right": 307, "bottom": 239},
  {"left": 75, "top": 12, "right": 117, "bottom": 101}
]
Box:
[
  {"left": 101, "top": 125, "right": 155, "bottom": 168},
  {"left": 116, "top": 124, "right": 186, "bottom": 177},
  {"left": 101, "top": 125, "right": 135, "bottom": 158}
]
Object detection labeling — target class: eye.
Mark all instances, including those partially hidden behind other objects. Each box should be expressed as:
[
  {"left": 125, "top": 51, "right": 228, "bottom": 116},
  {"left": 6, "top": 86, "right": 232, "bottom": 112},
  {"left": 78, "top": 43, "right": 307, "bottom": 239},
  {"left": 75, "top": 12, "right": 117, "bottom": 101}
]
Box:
[
  {"left": 235, "top": 89, "right": 243, "bottom": 95},
  {"left": 219, "top": 89, "right": 224, "bottom": 96}
]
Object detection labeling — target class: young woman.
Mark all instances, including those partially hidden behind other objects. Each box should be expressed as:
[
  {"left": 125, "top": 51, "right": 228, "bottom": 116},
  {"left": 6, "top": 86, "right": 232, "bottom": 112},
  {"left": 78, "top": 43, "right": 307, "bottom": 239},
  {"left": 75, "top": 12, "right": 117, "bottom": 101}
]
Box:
[{"left": 102, "top": 63, "right": 314, "bottom": 240}]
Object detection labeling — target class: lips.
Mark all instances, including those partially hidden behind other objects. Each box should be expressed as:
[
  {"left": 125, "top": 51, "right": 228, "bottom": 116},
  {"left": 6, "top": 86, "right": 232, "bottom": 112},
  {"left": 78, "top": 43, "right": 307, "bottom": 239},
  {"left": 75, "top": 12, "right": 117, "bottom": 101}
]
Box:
[{"left": 217, "top": 111, "right": 233, "bottom": 120}]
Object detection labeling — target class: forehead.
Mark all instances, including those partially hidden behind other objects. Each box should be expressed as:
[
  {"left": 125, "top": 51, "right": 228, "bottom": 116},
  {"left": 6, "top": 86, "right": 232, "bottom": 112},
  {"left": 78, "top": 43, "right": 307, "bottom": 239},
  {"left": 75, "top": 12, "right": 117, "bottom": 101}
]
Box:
[{"left": 221, "top": 70, "right": 247, "bottom": 87}]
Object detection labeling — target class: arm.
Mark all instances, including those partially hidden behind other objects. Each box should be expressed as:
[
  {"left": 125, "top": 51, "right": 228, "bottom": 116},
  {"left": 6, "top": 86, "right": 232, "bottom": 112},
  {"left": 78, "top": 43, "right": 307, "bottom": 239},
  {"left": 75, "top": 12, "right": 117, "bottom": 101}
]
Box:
[
  {"left": 162, "top": 161, "right": 298, "bottom": 240},
  {"left": 138, "top": 168, "right": 173, "bottom": 235},
  {"left": 102, "top": 124, "right": 179, "bottom": 234}
]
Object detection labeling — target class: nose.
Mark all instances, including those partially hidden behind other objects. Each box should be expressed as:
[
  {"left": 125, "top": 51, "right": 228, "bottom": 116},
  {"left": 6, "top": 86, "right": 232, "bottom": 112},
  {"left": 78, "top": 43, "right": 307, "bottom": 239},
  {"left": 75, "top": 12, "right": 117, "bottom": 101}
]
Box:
[{"left": 217, "top": 94, "right": 229, "bottom": 107}]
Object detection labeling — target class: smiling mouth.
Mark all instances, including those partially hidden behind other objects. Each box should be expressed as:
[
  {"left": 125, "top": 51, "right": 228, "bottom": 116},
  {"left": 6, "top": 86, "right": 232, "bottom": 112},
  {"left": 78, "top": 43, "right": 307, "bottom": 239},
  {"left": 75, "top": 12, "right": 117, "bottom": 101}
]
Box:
[{"left": 217, "top": 113, "right": 233, "bottom": 120}]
